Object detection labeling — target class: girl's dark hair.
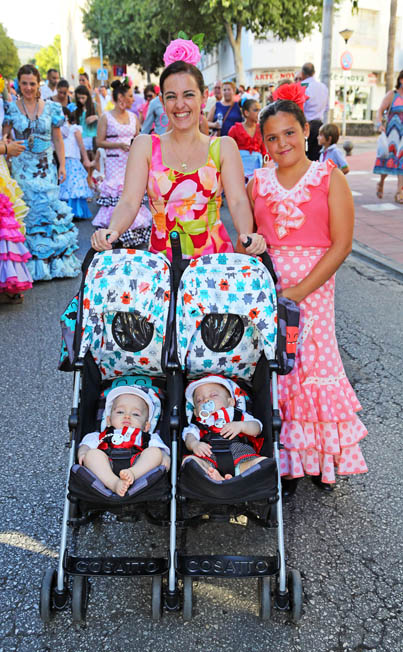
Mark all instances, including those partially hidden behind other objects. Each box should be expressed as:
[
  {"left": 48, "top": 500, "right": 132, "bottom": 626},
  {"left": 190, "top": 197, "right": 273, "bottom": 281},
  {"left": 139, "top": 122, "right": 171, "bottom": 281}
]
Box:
[
  {"left": 111, "top": 79, "right": 130, "bottom": 102},
  {"left": 74, "top": 84, "right": 96, "bottom": 121},
  {"left": 395, "top": 70, "right": 403, "bottom": 90},
  {"left": 62, "top": 106, "right": 74, "bottom": 123},
  {"left": 259, "top": 99, "right": 306, "bottom": 137},
  {"left": 144, "top": 83, "right": 156, "bottom": 98},
  {"left": 160, "top": 60, "right": 205, "bottom": 94},
  {"left": 57, "top": 79, "right": 69, "bottom": 89},
  {"left": 240, "top": 98, "right": 257, "bottom": 116},
  {"left": 17, "top": 64, "right": 40, "bottom": 83}
]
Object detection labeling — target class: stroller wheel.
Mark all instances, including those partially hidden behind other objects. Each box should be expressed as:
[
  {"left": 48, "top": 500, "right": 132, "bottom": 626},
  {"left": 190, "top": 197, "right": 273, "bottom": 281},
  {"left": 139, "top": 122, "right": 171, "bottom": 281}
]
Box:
[
  {"left": 258, "top": 577, "right": 272, "bottom": 620},
  {"left": 151, "top": 575, "right": 163, "bottom": 621},
  {"left": 288, "top": 569, "right": 303, "bottom": 623},
  {"left": 182, "top": 576, "right": 193, "bottom": 621},
  {"left": 71, "top": 575, "right": 90, "bottom": 624},
  {"left": 39, "top": 568, "right": 57, "bottom": 623}
]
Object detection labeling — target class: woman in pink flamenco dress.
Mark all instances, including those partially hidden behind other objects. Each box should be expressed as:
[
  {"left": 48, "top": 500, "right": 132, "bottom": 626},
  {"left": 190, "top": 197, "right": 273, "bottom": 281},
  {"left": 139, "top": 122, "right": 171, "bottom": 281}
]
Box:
[
  {"left": 92, "top": 80, "right": 151, "bottom": 245},
  {"left": 247, "top": 98, "right": 368, "bottom": 496},
  {"left": 91, "top": 42, "right": 266, "bottom": 259}
]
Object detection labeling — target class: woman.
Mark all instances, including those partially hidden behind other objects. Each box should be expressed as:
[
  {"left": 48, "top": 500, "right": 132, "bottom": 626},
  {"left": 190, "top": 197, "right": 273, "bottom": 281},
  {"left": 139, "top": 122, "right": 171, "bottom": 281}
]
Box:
[
  {"left": 73, "top": 85, "right": 100, "bottom": 161},
  {"left": 228, "top": 99, "right": 266, "bottom": 182},
  {"left": 2, "top": 64, "right": 80, "bottom": 281},
  {"left": 373, "top": 70, "right": 403, "bottom": 203},
  {"left": 247, "top": 99, "right": 368, "bottom": 496},
  {"left": 93, "top": 79, "right": 150, "bottom": 236},
  {"left": 50, "top": 79, "right": 72, "bottom": 109},
  {"left": 91, "top": 40, "right": 265, "bottom": 259},
  {"left": 208, "top": 81, "right": 242, "bottom": 137},
  {"left": 139, "top": 84, "right": 157, "bottom": 127},
  {"left": 78, "top": 71, "right": 92, "bottom": 92}
]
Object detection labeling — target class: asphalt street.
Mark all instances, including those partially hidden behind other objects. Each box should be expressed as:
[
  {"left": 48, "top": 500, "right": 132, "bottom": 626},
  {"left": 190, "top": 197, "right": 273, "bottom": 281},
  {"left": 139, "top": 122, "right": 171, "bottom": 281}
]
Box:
[{"left": 0, "top": 213, "right": 402, "bottom": 652}]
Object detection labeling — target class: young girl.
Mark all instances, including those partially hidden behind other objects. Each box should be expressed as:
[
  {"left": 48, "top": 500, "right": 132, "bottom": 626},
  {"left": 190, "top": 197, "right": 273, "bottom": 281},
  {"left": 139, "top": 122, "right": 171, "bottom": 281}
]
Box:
[
  {"left": 59, "top": 108, "right": 93, "bottom": 219},
  {"left": 228, "top": 98, "right": 266, "bottom": 183},
  {"left": 73, "top": 85, "right": 99, "bottom": 173},
  {"left": 246, "top": 99, "right": 368, "bottom": 496}
]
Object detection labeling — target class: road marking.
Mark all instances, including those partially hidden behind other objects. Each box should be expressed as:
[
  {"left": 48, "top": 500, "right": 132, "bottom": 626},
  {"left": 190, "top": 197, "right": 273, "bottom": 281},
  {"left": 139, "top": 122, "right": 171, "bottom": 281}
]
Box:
[
  {"left": 361, "top": 203, "right": 400, "bottom": 211},
  {"left": 371, "top": 177, "right": 396, "bottom": 182},
  {"left": 351, "top": 191, "right": 363, "bottom": 196},
  {"left": 349, "top": 171, "right": 370, "bottom": 175}
]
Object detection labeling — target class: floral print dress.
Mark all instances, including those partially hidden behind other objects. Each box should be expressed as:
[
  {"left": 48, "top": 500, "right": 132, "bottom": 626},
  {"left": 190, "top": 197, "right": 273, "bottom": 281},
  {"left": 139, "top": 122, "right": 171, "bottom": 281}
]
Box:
[{"left": 147, "top": 135, "right": 233, "bottom": 260}]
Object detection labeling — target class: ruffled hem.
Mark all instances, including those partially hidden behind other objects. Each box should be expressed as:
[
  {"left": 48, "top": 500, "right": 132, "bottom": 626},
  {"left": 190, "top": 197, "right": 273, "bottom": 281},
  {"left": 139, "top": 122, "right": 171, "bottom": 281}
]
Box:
[
  {"left": 27, "top": 252, "right": 81, "bottom": 281},
  {"left": 279, "top": 416, "right": 368, "bottom": 483},
  {"left": 0, "top": 260, "right": 33, "bottom": 289},
  {"left": 0, "top": 228, "right": 25, "bottom": 242},
  {"left": 67, "top": 198, "right": 92, "bottom": 219},
  {"left": 92, "top": 206, "right": 113, "bottom": 228}
]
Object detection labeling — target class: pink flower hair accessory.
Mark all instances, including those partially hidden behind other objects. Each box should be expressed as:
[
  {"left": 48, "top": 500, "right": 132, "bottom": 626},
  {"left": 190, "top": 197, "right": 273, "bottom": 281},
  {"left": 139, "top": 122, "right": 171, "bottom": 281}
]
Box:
[{"left": 163, "top": 36, "right": 202, "bottom": 67}]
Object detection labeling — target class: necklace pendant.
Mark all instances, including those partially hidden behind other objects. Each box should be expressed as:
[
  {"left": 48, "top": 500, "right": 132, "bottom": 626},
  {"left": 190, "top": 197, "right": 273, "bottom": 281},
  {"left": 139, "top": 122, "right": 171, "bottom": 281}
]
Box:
[{"left": 181, "top": 162, "right": 187, "bottom": 170}]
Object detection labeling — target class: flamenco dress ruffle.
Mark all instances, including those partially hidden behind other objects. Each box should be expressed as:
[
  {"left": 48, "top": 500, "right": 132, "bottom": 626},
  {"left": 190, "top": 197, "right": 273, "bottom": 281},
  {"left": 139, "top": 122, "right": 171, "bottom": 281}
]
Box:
[
  {"left": 59, "top": 158, "right": 93, "bottom": 220},
  {"left": 271, "top": 246, "right": 368, "bottom": 484},
  {"left": 0, "top": 193, "right": 32, "bottom": 294},
  {"left": 0, "top": 156, "right": 28, "bottom": 235}
]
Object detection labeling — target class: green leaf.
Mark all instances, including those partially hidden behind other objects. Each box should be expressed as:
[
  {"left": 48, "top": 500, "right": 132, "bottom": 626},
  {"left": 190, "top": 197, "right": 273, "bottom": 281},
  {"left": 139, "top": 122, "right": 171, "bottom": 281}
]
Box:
[
  {"left": 192, "top": 33, "right": 204, "bottom": 48},
  {"left": 177, "top": 30, "right": 189, "bottom": 39}
]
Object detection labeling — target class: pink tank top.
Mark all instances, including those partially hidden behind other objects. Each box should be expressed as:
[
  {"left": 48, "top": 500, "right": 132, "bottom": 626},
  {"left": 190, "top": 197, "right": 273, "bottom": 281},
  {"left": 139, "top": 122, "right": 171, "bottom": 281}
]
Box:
[{"left": 252, "top": 160, "right": 334, "bottom": 247}]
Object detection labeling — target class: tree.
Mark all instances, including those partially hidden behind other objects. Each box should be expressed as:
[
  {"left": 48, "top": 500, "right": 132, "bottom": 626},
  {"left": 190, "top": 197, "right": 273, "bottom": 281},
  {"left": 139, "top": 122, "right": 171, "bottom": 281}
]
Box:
[
  {"left": 82, "top": 0, "right": 224, "bottom": 80},
  {"left": 34, "top": 35, "right": 61, "bottom": 79},
  {"left": 386, "top": 0, "right": 398, "bottom": 92},
  {"left": 0, "top": 23, "right": 20, "bottom": 78}
]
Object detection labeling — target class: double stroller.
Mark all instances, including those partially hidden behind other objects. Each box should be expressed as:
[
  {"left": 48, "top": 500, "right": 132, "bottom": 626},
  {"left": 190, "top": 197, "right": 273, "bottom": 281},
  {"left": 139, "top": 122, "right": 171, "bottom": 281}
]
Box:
[{"left": 39, "top": 233, "right": 303, "bottom": 624}]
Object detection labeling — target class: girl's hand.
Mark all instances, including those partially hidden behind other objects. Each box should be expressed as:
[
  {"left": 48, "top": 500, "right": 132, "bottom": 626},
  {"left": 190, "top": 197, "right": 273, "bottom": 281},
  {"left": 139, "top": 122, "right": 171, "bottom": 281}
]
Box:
[
  {"left": 91, "top": 228, "right": 119, "bottom": 251},
  {"left": 83, "top": 158, "right": 93, "bottom": 170},
  {"left": 240, "top": 233, "right": 267, "bottom": 256},
  {"left": 278, "top": 286, "right": 304, "bottom": 304},
  {"left": 58, "top": 166, "right": 66, "bottom": 183},
  {"left": 6, "top": 140, "right": 26, "bottom": 157},
  {"left": 86, "top": 115, "right": 98, "bottom": 125},
  {"left": 119, "top": 142, "right": 130, "bottom": 152}
]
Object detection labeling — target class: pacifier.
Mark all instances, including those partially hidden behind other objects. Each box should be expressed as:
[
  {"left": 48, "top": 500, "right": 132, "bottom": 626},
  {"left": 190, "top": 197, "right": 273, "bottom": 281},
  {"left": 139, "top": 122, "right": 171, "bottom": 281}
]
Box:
[{"left": 199, "top": 400, "right": 216, "bottom": 423}]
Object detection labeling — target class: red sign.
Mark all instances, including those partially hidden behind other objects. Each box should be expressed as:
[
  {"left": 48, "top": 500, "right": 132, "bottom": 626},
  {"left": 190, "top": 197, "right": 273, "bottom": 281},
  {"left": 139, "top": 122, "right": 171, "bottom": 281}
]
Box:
[{"left": 340, "top": 51, "right": 353, "bottom": 71}]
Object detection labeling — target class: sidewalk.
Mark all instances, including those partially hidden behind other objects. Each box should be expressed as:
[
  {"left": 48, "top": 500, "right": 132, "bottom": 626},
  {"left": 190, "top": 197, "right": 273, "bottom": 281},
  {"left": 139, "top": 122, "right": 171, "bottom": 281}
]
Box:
[{"left": 342, "top": 142, "right": 403, "bottom": 276}]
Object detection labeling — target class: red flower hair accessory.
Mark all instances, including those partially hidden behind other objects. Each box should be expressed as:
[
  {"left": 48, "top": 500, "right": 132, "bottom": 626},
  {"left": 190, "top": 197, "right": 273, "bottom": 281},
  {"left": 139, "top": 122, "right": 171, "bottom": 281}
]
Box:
[{"left": 272, "top": 83, "right": 308, "bottom": 111}]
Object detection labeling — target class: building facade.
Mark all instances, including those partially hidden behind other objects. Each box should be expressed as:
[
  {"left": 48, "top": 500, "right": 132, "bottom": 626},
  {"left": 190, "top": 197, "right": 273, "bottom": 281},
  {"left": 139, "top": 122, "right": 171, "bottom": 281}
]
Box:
[{"left": 199, "top": 0, "right": 403, "bottom": 133}]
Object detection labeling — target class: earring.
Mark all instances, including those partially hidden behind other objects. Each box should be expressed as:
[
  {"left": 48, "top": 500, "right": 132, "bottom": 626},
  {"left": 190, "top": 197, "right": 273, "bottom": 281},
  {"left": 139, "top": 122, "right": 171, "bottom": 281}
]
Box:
[{"left": 305, "top": 138, "right": 308, "bottom": 152}]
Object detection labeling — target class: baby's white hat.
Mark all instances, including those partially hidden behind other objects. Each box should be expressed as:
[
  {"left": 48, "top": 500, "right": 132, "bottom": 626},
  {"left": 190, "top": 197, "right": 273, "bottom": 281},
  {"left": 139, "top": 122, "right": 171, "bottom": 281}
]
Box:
[
  {"left": 104, "top": 386, "right": 160, "bottom": 424},
  {"left": 185, "top": 375, "right": 235, "bottom": 406}
]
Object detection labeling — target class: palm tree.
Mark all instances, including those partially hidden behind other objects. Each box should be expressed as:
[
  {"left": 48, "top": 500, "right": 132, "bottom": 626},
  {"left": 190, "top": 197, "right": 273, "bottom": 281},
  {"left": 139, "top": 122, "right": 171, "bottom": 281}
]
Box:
[{"left": 386, "top": 0, "right": 398, "bottom": 91}]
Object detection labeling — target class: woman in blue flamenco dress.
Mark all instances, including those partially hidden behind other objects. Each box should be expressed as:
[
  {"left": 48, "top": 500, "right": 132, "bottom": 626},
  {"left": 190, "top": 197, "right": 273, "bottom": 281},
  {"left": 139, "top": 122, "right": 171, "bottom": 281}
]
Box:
[{"left": 2, "top": 65, "right": 81, "bottom": 281}]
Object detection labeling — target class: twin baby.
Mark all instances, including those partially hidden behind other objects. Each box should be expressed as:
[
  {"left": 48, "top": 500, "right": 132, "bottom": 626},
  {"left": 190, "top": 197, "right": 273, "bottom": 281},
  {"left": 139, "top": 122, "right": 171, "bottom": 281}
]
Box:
[{"left": 78, "top": 375, "right": 266, "bottom": 496}]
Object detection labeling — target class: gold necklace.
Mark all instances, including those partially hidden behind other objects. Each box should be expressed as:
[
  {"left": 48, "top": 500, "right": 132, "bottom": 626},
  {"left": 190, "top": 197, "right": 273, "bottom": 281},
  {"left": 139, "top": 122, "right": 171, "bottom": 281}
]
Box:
[{"left": 170, "top": 137, "right": 198, "bottom": 171}]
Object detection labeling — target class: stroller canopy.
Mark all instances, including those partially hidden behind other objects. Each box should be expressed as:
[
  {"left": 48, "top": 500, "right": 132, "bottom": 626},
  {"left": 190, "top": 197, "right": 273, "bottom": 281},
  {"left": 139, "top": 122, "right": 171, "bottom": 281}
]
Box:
[
  {"left": 176, "top": 253, "right": 277, "bottom": 381},
  {"left": 78, "top": 250, "right": 171, "bottom": 379}
]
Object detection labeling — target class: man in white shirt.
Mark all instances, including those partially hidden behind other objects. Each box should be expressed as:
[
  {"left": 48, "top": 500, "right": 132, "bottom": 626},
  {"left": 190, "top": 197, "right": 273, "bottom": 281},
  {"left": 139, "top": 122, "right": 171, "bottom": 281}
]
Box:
[
  {"left": 300, "top": 62, "right": 329, "bottom": 161},
  {"left": 96, "top": 85, "right": 112, "bottom": 112},
  {"left": 204, "top": 80, "right": 223, "bottom": 117},
  {"left": 40, "top": 69, "right": 60, "bottom": 101}
]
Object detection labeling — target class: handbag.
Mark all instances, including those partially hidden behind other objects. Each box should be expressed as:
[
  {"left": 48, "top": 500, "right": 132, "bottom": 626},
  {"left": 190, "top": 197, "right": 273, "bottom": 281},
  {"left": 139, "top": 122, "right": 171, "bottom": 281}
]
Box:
[
  {"left": 376, "top": 131, "right": 388, "bottom": 158},
  {"left": 214, "top": 103, "right": 234, "bottom": 136}
]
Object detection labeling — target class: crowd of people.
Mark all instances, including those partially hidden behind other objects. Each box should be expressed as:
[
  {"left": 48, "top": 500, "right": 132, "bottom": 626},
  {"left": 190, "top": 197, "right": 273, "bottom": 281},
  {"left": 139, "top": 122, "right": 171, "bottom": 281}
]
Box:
[{"left": 0, "top": 41, "right": 369, "bottom": 495}]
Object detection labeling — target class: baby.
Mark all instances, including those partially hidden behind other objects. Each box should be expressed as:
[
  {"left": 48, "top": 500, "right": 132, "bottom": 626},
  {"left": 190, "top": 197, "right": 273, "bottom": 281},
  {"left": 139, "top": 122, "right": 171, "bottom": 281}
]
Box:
[
  {"left": 183, "top": 375, "right": 266, "bottom": 482},
  {"left": 78, "top": 386, "right": 170, "bottom": 496}
]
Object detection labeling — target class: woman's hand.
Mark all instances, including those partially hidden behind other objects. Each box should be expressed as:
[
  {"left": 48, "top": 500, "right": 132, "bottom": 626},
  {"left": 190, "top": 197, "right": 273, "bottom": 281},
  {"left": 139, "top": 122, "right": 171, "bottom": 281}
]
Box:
[
  {"left": 6, "top": 140, "right": 26, "bottom": 157},
  {"left": 58, "top": 166, "right": 66, "bottom": 183},
  {"left": 86, "top": 115, "right": 98, "bottom": 125},
  {"left": 240, "top": 232, "right": 267, "bottom": 256},
  {"left": 119, "top": 142, "right": 130, "bottom": 152},
  {"left": 91, "top": 228, "right": 119, "bottom": 251}
]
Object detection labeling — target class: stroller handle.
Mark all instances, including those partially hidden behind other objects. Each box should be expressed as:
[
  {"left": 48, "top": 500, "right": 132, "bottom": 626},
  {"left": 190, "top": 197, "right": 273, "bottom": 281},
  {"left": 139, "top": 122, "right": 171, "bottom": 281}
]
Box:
[{"left": 241, "top": 238, "right": 278, "bottom": 285}]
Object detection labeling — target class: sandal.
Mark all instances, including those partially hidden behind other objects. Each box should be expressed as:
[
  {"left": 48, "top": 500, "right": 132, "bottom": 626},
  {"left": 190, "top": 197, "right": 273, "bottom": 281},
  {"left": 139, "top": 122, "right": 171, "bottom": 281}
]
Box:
[
  {"left": 395, "top": 191, "right": 403, "bottom": 204},
  {"left": 0, "top": 293, "right": 24, "bottom": 304},
  {"left": 376, "top": 181, "right": 383, "bottom": 199}
]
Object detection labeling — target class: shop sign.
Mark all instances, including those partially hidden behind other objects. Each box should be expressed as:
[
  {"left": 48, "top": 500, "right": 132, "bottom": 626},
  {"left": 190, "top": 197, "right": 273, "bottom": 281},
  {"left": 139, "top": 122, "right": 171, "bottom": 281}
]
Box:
[
  {"left": 331, "top": 71, "right": 377, "bottom": 85},
  {"left": 253, "top": 70, "right": 296, "bottom": 86}
]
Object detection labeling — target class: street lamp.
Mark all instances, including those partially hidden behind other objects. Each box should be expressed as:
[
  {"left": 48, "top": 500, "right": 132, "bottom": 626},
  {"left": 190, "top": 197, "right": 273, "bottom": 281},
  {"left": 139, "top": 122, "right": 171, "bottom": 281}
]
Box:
[{"left": 339, "top": 29, "right": 354, "bottom": 136}]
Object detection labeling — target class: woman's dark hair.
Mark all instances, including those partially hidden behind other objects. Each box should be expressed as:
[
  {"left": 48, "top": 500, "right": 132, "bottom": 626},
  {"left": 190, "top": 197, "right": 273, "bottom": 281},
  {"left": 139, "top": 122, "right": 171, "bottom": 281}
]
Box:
[
  {"left": 395, "top": 70, "right": 403, "bottom": 90},
  {"left": 74, "top": 84, "right": 96, "bottom": 121},
  {"left": 79, "top": 71, "right": 89, "bottom": 81},
  {"left": 17, "top": 64, "right": 40, "bottom": 83},
  {"left": 111, "top": 79, "right": 130, "bottom": 102},
  {"left": 144, "top": 83, "right": 156, "bottom": 99},
  {"left": 57, "top": 79, "right": 69, "bottom": 90},
  {"left": 160, "top": 61, "right": 205, "bottom": 94},
  {"left": 240, "top": 98, "right": 257, "bottom": 116},
  {"left": 259, "top": 99, "right": 306, "bottom": 137}
]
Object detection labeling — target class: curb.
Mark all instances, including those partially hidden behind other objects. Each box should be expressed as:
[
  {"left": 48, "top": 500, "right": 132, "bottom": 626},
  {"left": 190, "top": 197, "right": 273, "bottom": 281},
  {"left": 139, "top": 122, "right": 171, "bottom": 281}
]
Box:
[{"left": 351, "top": 240, "right": 403, "bottom": 281}]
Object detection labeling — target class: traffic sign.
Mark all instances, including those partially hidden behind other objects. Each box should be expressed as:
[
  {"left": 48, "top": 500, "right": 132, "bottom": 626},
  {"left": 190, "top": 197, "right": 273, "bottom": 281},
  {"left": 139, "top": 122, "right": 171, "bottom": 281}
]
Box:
[
  {"left": 340, "top": 51, "right": 353, "bottom": 71},
  {"left": 97, "top": 68, "right": 108, "bottom": 81}
]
